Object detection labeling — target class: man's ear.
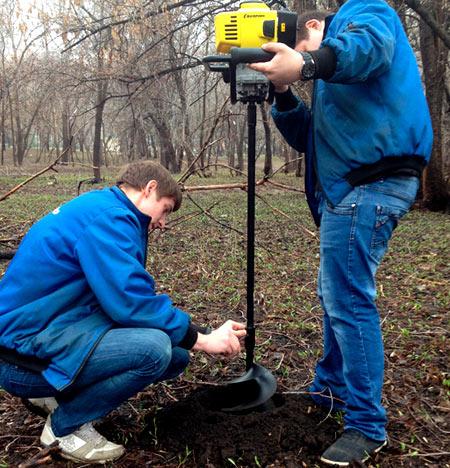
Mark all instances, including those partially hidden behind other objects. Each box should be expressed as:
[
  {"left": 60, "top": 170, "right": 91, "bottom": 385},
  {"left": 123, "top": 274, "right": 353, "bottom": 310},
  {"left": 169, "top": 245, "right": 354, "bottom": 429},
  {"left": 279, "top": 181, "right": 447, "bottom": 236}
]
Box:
[
  {"left": 305, "top": 19, "right": 323, "bottom": 31},
  {"left": 144, "top": 180, "right": 158, "bottom": 197}
]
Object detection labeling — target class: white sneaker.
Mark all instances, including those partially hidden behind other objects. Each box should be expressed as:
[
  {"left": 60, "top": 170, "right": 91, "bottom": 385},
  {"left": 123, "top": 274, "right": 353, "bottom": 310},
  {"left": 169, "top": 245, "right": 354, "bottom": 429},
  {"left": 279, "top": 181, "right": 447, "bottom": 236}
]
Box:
[
  {"left": 40, "top": 415, "right": 125, "bottom": 463},
  {"left": 28, "top": 397, "right": 58, "bottom": 414}
]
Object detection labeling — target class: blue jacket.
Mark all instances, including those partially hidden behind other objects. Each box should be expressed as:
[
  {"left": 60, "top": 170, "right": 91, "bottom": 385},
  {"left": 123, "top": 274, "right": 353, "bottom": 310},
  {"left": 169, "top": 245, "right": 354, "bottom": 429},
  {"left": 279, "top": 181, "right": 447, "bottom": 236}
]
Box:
[
  {"left": 0, "top": 186, "right": 190, "bottom": 390},
  {"left": 272, "top": 0, "right": 433, "bottom": 223}
]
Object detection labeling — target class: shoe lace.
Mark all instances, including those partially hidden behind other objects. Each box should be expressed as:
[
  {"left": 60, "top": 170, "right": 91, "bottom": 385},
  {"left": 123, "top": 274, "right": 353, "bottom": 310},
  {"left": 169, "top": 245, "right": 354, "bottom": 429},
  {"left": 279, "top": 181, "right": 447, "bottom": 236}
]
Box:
[{"left": 75, "top": 423, "right": 108, "bottom": 447}]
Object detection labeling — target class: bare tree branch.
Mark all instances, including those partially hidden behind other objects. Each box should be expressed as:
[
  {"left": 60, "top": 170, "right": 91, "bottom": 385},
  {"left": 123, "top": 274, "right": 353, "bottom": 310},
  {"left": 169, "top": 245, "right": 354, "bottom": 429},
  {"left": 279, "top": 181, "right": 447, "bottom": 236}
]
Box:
[
  {"left": 119, "top": 61, "right": 202, "bottom": 84},
  {"left": 62, "top": 0, "right": 202, "bottom": 52},
  {"left": 255, "top": 193, "right": 317, "bottom": 238},
  {"left": 405, "top": 0, "right": 450, "bottom": 49},
  {"left": 0, "top": 143, "right": 72, "bottom": 202},
  {"left": 18, "top": 442, "right": 60, "bottom": 468},
  {"left": 178, "top": 98, "right": 230, "bottom": 184},
  {"left": 185, "top": 192, "right": 245, "bottom": 236}
]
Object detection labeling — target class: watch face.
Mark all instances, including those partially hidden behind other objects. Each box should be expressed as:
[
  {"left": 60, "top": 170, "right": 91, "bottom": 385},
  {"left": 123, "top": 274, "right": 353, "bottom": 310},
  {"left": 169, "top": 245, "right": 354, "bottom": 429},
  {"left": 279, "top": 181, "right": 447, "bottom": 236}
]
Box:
[{"left": 301, "top": 53, "right": 315, "bottom": 80}]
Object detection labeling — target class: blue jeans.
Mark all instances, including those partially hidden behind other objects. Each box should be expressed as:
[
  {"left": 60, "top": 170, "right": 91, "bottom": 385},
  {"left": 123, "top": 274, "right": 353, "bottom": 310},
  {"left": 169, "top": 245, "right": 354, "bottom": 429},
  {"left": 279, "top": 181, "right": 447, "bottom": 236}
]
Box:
[
  {"left": 309, "top": 176, "right": 419, "bottom": 441},
  {"left": 0, "top": 328, "right": 189, "bottom": 436}
]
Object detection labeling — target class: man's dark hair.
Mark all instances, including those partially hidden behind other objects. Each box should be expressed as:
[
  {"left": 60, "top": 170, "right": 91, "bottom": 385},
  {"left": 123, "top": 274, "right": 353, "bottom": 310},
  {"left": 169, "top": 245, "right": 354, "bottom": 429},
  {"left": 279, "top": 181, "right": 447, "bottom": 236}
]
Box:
[
  {"left": 116, "top": 161, "right": 182, "bottom": 211},
  {"left": 297, "top": 10, "right": 331, "bottom": 42}
]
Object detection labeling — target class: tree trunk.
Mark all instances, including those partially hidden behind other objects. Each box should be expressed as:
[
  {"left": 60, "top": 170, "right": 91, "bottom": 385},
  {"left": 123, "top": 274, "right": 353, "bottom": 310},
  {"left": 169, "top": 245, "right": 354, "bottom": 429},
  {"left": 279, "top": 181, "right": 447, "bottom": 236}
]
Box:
[
  {"left": 259, "top": 102, "right": 273, "bottom": 177},
  {"left": 149, "top": 134, "right": 158, "bottom": 160},
  {"left": 170, "top": 42, "right": 195, "bottom": 170},
  {"left": 92, "top": 80, "right": 108, "bottom": 181},
  {"left": 148, "top": 113, "right": 179, "bottom": 173},
  {"left": 419, "top": 0, "right": 449, "bottom": 211},
  {"left": 62, "top": 103, "right": 72, "bottom": 164},
  {"left": 136, "top": 123, "right": 149, "bottom": 159},
  {"left": 1, "top": 98, "right": 5, "bottom": 165},
  {"left": 236, "top": 114, "right": 245, "bottom": 171},
  {"left": 294, "top": 0, "right": 316, "bottom": 14},
  {"left": 296, "top": 154, "right": 303, "bottom": 177}
]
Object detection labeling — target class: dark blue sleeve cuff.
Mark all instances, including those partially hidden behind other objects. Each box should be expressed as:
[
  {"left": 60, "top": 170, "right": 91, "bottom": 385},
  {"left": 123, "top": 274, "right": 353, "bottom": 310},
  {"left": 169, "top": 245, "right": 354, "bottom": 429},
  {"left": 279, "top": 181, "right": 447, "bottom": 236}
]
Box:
[
  {"left": 309, "top": 46, "right": 337, "bottom": 80},
  {"left": 274, "top": 88, "right": 298, "bottom": 112},
  {"left": 178, "top": 323, "right": 212, "bottom": 349}
]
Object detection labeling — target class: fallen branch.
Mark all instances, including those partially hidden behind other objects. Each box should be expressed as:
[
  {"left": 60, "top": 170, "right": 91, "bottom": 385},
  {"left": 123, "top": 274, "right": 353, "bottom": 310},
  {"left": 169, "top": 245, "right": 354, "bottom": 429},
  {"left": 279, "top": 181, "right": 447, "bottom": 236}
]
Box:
[
  {"left": 186, "top": 192, "right": 244, "bottom": 237},
  {"left": 266, "top": 179, "right": 304, "bottom": 193},
  {"left": 255, "top": 193, "right": 317, "bottom": 239},
  {"left": 270, "top": 156, "right": 304, "bottom": 178},
  {"left": 399, "top": 451, "right": 450, "bottom": 458},
  {"left": 186, "top": 163, "right": 247, "bottom": 178},
  {"left": 18, "top": 442, "right": 60, "bottom": 468},
  {"left": 0, "top": 143, "right": 72, "bottom": 203},
  {"left": 184, "top": 181, "right": 253, "bottom": 192},
  {"left": 184, "top": 177, "right": 274, "bottom": 192},
  {"left": 166, "top": 202, "right": 221, "bottom": 229}
]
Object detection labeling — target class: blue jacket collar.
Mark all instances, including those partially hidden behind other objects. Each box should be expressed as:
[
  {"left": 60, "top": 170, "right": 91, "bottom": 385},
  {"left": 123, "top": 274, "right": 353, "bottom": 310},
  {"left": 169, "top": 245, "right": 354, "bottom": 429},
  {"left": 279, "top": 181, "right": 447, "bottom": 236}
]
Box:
[
  {"left": 324, "top": 14, "right": 335, "bottom": 38},
  {"left": 111, "top": 186, "right": 151, "bottom": 227}
]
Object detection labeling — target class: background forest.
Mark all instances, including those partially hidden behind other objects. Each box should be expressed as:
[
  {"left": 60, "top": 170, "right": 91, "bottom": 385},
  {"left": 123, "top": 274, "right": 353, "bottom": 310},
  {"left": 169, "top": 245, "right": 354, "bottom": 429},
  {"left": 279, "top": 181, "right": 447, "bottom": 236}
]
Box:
[
  {"left": 0, "top": 0, "right": 449, "bottom": 209},
  {"left": 0, "top": 1, "right": 449, "bottom": 467}
]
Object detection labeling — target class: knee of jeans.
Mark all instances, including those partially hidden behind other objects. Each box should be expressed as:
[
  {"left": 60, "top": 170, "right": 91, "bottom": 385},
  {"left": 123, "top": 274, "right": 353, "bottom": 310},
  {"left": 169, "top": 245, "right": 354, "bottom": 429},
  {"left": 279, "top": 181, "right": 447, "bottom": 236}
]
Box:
[
  {"left": 133, "top": 330, "right": 173, "bottom": 377},
  {"left": 171, "top": 347, "right": 190, "bottom": 373}
]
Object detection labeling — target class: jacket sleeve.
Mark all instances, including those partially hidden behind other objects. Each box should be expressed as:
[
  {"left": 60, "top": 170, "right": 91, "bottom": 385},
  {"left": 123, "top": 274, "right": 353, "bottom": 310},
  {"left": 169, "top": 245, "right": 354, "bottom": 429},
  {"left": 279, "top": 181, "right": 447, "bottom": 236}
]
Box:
[
  {"left": 271, "top": 95, "right": 311, "bottom": 153},
  {"left": 74, "top": 208, "right": 190, "bottom": 346},
  {"left": 322, "top": 2, "right": 396, "bottom": 83}
]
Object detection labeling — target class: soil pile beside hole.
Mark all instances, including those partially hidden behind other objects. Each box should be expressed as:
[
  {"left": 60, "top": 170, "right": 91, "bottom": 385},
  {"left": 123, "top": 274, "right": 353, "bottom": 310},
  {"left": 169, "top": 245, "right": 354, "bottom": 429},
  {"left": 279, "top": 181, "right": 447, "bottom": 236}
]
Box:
[{"left": 141, "top": 390, "right": 340, "bottom": 466}]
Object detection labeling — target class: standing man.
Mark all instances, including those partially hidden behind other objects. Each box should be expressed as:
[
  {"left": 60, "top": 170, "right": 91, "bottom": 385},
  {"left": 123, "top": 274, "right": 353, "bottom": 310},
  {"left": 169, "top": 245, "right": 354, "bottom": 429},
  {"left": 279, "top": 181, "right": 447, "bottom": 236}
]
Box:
[
  {"left": 250, "top": 0, "right": 432, "bottom": 465},
  {"left": 0, "top": 161, "right": 245, "bottom": 463}
]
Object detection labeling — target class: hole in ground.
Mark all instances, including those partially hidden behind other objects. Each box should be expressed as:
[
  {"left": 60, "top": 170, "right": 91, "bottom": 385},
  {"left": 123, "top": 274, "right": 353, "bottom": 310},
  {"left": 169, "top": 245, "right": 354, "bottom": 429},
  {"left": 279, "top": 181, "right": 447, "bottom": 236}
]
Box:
[{"left": 200, "top": 385, "right": 286, "bottom": 414}]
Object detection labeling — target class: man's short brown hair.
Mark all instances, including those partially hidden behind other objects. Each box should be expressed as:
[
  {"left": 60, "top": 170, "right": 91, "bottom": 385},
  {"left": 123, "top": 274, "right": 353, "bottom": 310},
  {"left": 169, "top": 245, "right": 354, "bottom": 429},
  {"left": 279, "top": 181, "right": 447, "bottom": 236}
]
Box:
[
  {"left": 297, "top": 10, "right": 331, "bottom": 42},
  {"left": 116, "top": 161, "right": 182, "bottom": 211}
]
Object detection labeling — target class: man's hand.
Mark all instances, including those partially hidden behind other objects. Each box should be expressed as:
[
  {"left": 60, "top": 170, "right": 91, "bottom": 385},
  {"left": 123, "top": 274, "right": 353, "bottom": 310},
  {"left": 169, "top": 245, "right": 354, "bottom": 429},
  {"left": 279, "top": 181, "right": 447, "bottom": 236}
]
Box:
[
  {"left": 192, "top": 320, "right": 246, "bottom": 356},
  {"left": 249, "top": 42, "right": 304, "bottom": 89}
]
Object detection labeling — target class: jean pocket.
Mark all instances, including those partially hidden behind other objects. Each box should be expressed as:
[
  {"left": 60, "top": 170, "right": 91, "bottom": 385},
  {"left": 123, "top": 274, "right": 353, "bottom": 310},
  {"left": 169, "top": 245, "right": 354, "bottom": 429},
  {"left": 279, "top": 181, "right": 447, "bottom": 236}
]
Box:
[
  {"left": 325, "top": 199, "right": 357, "bottom": 215},
  {"left": 370, "top": 205, "right": 407, "bottom": 264},
  {"left": 324, "top": 188, "right": 359, "bottom": 215}
]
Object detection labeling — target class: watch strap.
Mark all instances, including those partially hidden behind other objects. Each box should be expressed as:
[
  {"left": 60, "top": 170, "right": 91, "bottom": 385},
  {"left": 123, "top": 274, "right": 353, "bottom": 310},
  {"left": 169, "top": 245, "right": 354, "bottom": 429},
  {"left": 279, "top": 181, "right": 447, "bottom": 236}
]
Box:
[{"left": 300, "top": 51, "right": 316, "bottom": 81}]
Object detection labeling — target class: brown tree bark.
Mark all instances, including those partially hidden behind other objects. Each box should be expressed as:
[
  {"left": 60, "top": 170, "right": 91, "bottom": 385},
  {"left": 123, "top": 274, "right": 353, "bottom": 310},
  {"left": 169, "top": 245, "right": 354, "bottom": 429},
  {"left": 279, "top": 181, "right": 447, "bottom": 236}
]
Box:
[
  {"left": 259, "top": 102, "right": 273, "bottom": 177},
  {"left": 294, "top": 0, "right": 317, "bottom": 14},
  {"left": 92, "top": 78, "right": 108, "bottom": 181},
  {"left": 170, "top": 41, "right": 195, "bottom": 170},
  {"left": 405, "top": 0, "right": 450, "bottom": 49},
  {"left": 61, "top": 103, "right": 72, "bottom": 164},
  {"left": 419, "top": 0, "right": 449, "bottom": 211},
  {"left": 148, "top": 112, "right": 179, "bottom": 172},
  {"left": 1, "top": 98, "right": 5, "bottom": 165},
  {"left": 236, "top": 114, "right": 245, "bottom": 171}
]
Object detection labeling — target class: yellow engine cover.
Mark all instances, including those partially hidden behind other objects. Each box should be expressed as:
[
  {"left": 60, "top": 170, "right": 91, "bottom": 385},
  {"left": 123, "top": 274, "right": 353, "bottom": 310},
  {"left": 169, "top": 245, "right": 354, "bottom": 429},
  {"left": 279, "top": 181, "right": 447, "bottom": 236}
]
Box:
[{"left": 215, "top": 2, "right": 279, "bottom": 53}]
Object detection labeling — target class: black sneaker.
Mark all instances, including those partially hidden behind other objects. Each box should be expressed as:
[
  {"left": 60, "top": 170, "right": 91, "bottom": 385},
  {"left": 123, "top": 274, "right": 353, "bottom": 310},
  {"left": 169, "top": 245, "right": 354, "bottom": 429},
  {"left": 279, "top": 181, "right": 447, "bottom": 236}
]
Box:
[{"left": 320, "top": 429, "right": 387, "bottom": 466}]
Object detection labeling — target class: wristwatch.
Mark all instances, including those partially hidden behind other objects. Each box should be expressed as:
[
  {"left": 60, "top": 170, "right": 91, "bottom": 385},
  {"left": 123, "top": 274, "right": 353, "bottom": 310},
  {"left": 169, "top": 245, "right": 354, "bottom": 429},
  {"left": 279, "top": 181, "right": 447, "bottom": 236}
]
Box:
[{"left": 299, "top": 51, "right": 316, "bottom": 81}]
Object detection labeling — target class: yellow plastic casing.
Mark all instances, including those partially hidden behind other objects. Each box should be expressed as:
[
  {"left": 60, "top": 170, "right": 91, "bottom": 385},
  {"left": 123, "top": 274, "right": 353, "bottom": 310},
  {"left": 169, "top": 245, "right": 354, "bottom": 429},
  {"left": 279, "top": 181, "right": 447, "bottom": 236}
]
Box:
[{"left": 215, "top": 2, "right": 278, "bottom": 53}]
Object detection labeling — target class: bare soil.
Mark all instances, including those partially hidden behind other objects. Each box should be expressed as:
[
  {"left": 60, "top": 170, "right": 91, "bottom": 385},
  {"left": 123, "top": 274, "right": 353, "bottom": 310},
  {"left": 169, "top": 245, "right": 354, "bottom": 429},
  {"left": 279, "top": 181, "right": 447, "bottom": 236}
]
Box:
[{"left": 0, "top": 169, "right": 449, "bottom": 467}]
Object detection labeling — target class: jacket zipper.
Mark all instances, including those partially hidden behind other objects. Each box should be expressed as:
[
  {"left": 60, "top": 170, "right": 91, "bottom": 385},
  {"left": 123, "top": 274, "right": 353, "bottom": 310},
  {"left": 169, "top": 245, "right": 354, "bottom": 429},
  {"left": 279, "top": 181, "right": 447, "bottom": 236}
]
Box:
[{"left": 58, "top": 327, "right": 109, "bottom": 391}]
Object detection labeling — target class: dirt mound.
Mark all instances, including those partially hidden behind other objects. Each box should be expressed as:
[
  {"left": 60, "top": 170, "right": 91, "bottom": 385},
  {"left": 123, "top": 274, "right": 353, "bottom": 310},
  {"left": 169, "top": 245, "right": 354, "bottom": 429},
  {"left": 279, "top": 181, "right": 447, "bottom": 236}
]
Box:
[{"left": 141, "top": 390, "right": 339, "bottom": 467}]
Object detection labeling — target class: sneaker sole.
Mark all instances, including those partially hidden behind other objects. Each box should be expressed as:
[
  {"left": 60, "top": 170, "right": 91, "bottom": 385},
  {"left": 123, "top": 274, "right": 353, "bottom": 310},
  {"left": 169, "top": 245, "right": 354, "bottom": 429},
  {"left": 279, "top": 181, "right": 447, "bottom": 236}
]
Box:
[
  {"left": 41, "top": 424, "right": 125, "bottom": 464},
  {"left": 41, "top": 440, "right": 125, "bottom": 464},
  {"left": 320, "top": 439, "right": 387, "bottom": 466},
  {"left": 58, "top": 449, "right": 125, "bottom": 464}
]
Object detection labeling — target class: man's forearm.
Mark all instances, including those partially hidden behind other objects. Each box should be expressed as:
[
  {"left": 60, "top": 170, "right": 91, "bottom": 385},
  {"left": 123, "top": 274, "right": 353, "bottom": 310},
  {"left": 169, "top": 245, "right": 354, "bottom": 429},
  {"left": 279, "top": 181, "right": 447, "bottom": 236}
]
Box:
[
  {"left": 274, "top": 87, "right": 300, "bottom": 112},
  {"left": 178, "top": 323, "right": 211, "bottom": 350}
]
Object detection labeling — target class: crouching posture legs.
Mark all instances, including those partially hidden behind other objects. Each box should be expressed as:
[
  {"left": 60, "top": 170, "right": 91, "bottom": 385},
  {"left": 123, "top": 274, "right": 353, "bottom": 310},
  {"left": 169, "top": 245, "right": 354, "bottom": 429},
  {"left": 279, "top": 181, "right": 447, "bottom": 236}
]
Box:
[{"left": 0, "top": 328, "right": 189, "bottom": 463}]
